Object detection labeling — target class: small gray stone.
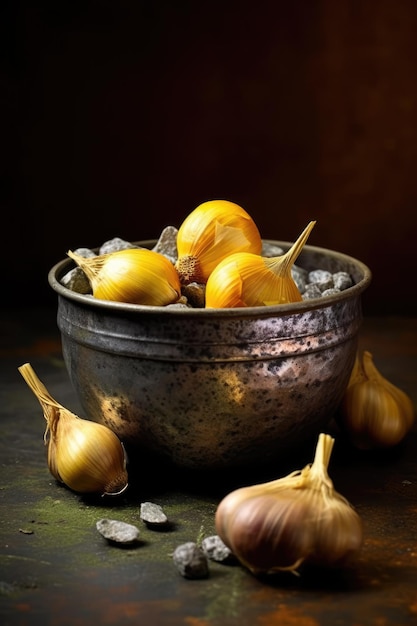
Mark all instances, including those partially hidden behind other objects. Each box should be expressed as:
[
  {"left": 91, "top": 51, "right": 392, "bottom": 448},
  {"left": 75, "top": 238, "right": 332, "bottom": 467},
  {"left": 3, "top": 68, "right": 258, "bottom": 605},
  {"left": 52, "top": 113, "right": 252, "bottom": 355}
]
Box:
[
  {"left": 201, "top": 535, "right": 236, "bottom": 564},
  {"left": 291, "top": 265, "right": 308, "bottom": 293},
  {"left": 140, "top": 502, "right": 168, "bottom": 526},
  {"left": 166, "top": 300, "right": 190, "bottom": 309},
  {"left": 181, "top": 282, "right": 206, "bottom": 308},
  {"left": 61, "top": 247, "right": 96, "bottom": 293},
  {"left": 0, "top": 581, "right": 16, "bottom": 596},
  {"left": 321, "top": 288, "right": 341, "bottom": 297},
  {"left": 308, "top": 269, "right": 333, "bottom": 285},
  {"left": 302, "top": 284, "right": 323, "bottom": 300},
  {"left": 60, "top": 267, "right": 92, "bottom": 294},
  {"left": 333, "top": 271, "right": 353, "bottom": 290},
  {"left": 173, "top": 542, "right": 209, "bottom": 579},
  {"left": 261, "top": 242, "right": 284, "bottom": 257},
  {"left": 308, "top": 269, "right": 334, "bottom": 292},
  {"left": 99, "top": 237, "right": 139, "bottom": 255},
  {"left": 96, "top": 518, "right": 140, "bottom": 544},
  {"left": 316, "top": 278, "right": 334, "bottom": 292},
  {"left": 152, "top": 226, "right": 179, "bottom": 263},
  {"left": 72, "top": 247, "right": 97, "bottom": 258},
  {"left": 292, "top": 264, "right": 309, "bottom": 281}
]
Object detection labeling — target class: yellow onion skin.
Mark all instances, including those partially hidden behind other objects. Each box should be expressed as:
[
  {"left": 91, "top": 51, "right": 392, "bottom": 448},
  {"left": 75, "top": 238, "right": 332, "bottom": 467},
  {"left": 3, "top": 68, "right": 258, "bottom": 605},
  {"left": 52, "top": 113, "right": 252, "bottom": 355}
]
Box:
[
  {"left": 338, "top": 351, "right": 415, "bottom": 450},
  {"left": 51, "top": 415, "right": 128, "bottom": 495},
  {"left": 175, "top": 199, "right": 262, "bottom": 284},
  {"left": 94, "top": 249, "right": 181, "bottom": 306},
  {"left": 205, "top": 252, "right": 302, "bottom": 308},
  {"left": 341, "top": 381, "right": 413, "bottom": 449},
  {"left": 18, "top": 362, "right": 128, "bottom": 497},
  {"left": 68, "top": 248, "right": 181, "bottom": 306},
  {"left": 205, "top": 220, "right": 315, "bottom": 308}
]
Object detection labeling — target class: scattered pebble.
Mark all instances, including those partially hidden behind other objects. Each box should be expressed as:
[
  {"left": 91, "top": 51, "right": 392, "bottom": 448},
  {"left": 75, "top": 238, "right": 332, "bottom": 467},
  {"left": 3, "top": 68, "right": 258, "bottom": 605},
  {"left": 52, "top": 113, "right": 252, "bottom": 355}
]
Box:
[
  {"left": 201, "top": 535, "right": 236, "bottom": 564},
  {"left": 173, "top": 542, "right": 209, "bottom": 579},
  {"left": 0, "top": 581, "right": 16, "bottom": 596},
  {"left": 140, "top": 502, "right": 169, "bottom": 527},
  {"left": 96, "top": 518, "right": 140, "bottom": 545}
]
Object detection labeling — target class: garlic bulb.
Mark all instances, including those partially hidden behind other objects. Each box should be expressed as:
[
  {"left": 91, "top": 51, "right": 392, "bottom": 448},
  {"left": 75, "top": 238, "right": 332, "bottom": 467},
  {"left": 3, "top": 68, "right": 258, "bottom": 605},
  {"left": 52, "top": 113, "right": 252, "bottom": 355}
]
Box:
[
  {"left": 18, "top": 363, "right": 128, "bottom": 496},
  {"left": 175, "top": 200, "right": 262, "bottom": 284},
  {"left": 215, "top": 433, "right": 363, "bottom": 574},
  {"left": 67, "top": 248, "right": 181, "bottom": 306},
  {"left": 338, "top": 350, "right": 415, "bottom": 449},
  {"left": 205, "top": 221, "right": 316, "bottom": 308}
]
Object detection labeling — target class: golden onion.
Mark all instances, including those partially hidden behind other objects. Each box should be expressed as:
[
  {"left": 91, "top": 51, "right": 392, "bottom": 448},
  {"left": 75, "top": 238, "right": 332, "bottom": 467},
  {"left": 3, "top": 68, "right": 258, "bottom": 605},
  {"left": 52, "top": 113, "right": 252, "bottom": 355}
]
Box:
[
  {"left": 18, "top": 363, "right": 128, "bottom": 496},
  {"left": 205, "top": 220, "right": 316, "bottom": 308},
  {"left": 175, "top": 199, "right": 262, "bottom": 284},
  {"left": 338, "top": 350, "right": 415, "bottom": 449},
  {"left": 67, "top": 248, "right": 181, "bottom": 306}
]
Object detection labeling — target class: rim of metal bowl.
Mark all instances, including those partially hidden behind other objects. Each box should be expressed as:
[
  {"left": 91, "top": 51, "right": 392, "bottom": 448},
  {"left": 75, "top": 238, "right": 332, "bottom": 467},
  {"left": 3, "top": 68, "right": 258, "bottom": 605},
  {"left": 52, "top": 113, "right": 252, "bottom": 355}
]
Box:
[{"left": 48, "top": 240, "right": 372, "bottom": 318}]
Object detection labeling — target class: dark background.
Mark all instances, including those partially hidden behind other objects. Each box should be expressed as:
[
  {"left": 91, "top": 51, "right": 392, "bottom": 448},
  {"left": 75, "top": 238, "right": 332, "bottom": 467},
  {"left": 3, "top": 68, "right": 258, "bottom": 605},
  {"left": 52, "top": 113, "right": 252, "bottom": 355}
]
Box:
[{"left": 3, "top": 0, "right": 417, "bottom": 314}]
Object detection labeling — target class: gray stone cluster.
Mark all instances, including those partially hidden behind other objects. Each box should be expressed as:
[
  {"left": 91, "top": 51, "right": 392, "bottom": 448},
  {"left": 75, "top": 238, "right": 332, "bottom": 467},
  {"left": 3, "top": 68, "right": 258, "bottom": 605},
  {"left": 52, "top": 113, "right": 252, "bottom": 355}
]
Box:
[{"left": 61, "top": 228, "right": 354, "bottom": 306}]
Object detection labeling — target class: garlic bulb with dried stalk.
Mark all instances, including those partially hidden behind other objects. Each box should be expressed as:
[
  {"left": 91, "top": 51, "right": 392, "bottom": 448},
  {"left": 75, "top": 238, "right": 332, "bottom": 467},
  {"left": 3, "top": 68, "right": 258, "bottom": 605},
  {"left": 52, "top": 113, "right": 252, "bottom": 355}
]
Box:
[
  {"left": 338, "top": 350, "right": 415, "bottom": 450},
  {"left": 205, "top": 220, "right": 316, "bottom": 308},
  {"left": 67, "top": 248, "right": 181, "bottom": 306},
  {"left": 18, "top": 363, "right": 128, "bottom": 496},
  {"left": 175, "top": 199, "right": 262, "bottom": 284},
  {"left": 215, "top": 433, "right": 363, "bottom": 575}
]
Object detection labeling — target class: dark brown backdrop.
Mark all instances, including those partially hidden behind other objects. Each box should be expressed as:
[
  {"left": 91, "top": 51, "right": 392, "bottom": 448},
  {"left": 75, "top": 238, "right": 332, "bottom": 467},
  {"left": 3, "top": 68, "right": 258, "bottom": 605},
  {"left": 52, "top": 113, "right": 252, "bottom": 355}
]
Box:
[{"left": 4, "top": 1, "right": 417, "bottom": 314}]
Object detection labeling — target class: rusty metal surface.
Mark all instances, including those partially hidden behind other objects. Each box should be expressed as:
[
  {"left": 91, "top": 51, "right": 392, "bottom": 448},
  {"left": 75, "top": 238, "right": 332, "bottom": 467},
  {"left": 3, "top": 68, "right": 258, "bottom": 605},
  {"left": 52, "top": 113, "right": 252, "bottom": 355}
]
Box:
[
  {"left": 1, "top": 309, "right": 417, "bottom": 626},
  {"left": 49, "top": 240, "right": 371, "bottom": 470}
]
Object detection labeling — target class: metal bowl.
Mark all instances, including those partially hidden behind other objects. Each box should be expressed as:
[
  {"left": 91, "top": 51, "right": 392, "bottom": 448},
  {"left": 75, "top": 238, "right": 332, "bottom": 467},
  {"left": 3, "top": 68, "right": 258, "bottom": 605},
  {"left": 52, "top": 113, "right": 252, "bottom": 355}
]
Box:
[{"left": 48, "top": 240, "right": 371, "bottom": 470}]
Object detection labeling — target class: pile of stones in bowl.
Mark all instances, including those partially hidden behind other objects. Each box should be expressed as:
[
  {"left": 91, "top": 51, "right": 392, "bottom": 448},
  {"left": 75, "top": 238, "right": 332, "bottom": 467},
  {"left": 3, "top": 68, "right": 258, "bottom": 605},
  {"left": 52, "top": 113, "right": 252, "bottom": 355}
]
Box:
[{"left": 61, "top": 226, "right": 354, "bottom": 308}]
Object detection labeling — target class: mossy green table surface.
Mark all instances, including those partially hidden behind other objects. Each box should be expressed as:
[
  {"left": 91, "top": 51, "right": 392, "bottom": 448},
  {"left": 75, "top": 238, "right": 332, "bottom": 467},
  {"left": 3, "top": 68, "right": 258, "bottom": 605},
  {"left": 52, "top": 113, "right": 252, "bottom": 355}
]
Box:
[{"left": 1, "top": 309, "right": 416, "bottom": 626}]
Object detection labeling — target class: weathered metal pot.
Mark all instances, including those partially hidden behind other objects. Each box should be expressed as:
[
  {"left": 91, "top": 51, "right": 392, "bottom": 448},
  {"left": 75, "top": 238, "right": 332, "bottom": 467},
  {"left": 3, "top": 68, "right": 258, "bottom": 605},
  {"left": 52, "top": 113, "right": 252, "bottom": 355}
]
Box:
[{"left": 48, "top": 240, "right": 371, "bottom": 470}]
